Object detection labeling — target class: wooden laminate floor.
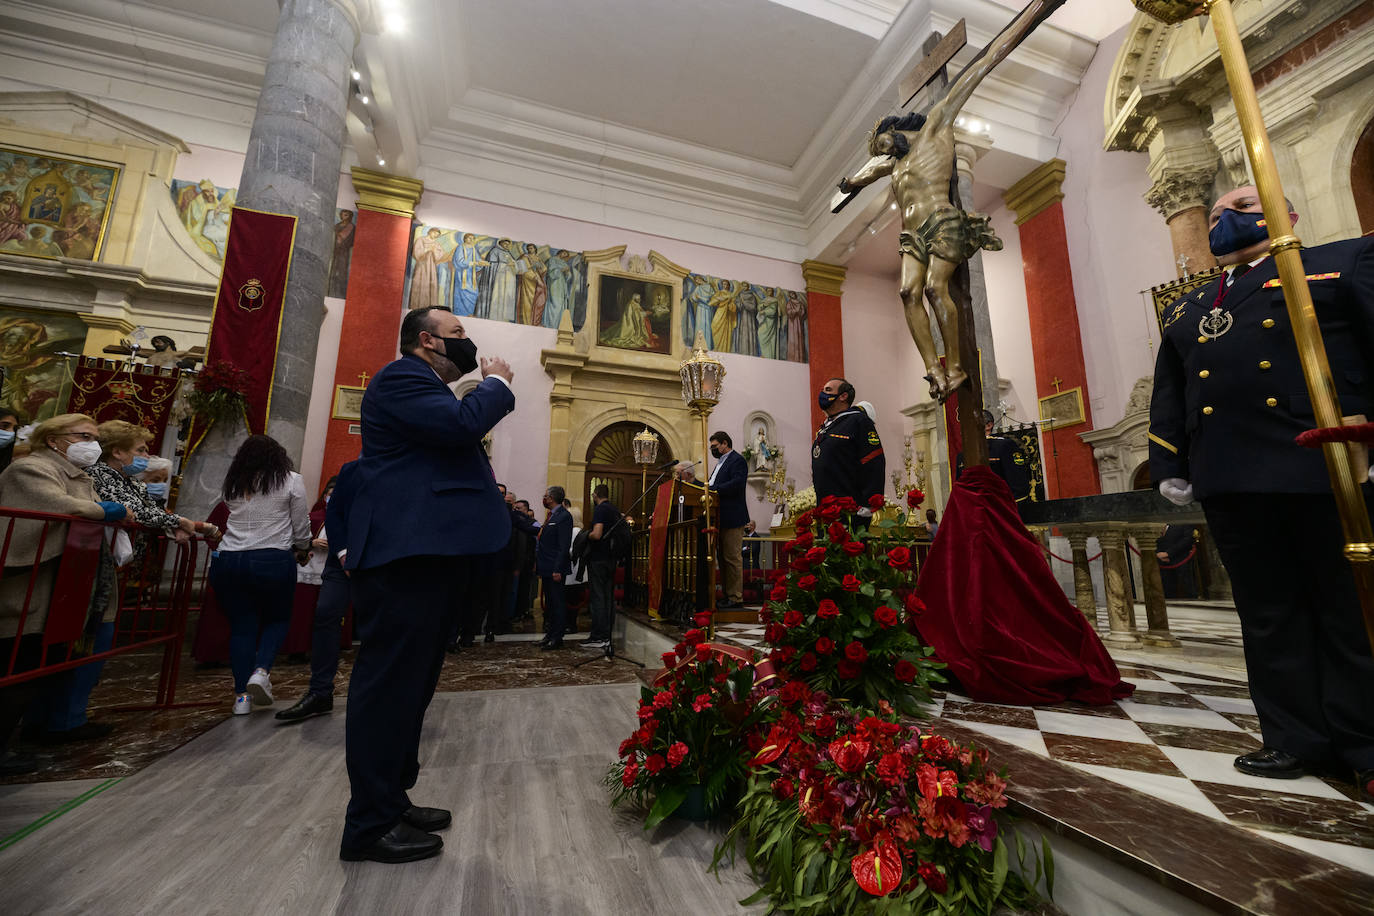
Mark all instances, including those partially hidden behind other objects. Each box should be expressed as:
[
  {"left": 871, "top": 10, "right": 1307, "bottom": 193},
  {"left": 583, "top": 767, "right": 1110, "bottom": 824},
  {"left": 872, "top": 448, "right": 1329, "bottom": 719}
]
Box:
[{"left": 0, "top": 684, "right": 765, "bottom": 915}]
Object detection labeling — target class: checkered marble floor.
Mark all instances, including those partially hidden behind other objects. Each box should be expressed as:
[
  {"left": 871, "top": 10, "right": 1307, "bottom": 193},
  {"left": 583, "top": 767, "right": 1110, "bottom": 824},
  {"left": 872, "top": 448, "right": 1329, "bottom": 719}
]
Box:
[{"left": 712, "top": 621, "right": 1374, "bottom": 874}]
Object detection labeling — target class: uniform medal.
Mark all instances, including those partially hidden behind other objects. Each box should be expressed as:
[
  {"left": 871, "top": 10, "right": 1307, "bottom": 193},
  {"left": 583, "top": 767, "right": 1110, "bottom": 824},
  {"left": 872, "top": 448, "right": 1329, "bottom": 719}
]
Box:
[{"left": 1199, "top": 307, "right": 1233, "bottom": 340}]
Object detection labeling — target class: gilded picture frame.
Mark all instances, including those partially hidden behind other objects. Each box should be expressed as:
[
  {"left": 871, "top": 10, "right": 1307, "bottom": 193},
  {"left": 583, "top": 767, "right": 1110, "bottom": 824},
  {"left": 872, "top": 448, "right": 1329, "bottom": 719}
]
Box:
[
  {"left": 580, "top": 247, "right": 689, "bottom": 360},
  {"left": 0, "top": 145, "right": 122, "bottom": 262},
  {"left": 1038, "top": 387, "right": 1086, "bottom": 429},
  {"left": 332, "top": 385, "right": 366, "bottom": 421}
]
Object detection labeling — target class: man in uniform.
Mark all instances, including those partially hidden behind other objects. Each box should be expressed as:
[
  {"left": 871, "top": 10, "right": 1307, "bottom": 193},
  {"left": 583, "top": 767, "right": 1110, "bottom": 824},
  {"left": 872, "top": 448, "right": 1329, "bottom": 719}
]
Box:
[
  {"left": 811, "top": 377, "right": 885, "bottom": 519},
  {"left": 1149, "top": 185, "right": 1374, "bottom": 799},
  {"left": 956, "top": 410, "right": 1031, "bottom": 506}
]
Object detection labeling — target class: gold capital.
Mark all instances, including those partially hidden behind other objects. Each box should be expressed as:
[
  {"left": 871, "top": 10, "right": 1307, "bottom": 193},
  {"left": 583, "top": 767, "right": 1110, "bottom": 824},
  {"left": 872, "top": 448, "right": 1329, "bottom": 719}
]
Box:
[
  {"left": 1004, "top": 159, "right": 1066, "bottom": 226},
  {"left": 801, "top": 260, "right": 847, "bottom": 297},
  {"left": 350, "top": 167, "right": 424, "bottom": 218}
]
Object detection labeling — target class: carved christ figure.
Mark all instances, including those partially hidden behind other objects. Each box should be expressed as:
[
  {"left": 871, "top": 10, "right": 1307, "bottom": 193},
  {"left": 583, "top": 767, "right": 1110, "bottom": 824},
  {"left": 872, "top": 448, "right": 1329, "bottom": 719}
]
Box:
[{"left": 837, "top": 0, "right": 1057, "bottom": 401}]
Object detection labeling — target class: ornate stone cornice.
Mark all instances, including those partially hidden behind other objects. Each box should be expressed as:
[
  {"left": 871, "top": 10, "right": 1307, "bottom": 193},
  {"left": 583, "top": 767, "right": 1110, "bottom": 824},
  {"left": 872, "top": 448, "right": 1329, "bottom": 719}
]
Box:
[
  {"left": 801, "top": 260, "right": 846, "bottom": 297},
  {"left": 1003, "top": 159, "right": 1066, "bottom": 226},
  {"left": 1144, "top": 167, "right": 1216, "bottom": 221},
  {"left": 350, "top": 167, "right": 424, "bottom": 217}
]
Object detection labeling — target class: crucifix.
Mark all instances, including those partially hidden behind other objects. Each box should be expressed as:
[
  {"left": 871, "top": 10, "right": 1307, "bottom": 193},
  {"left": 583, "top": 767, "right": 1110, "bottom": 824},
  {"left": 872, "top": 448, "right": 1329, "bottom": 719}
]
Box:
[
  {"left": 1051, "top": 376, "right": 1063, "bottom": 394},
  {"left": 357, "top": 370, "right": 370, "bottom": 387},
  {"left": 832, "top": 0, "right": 1068, "bottom": 466}
]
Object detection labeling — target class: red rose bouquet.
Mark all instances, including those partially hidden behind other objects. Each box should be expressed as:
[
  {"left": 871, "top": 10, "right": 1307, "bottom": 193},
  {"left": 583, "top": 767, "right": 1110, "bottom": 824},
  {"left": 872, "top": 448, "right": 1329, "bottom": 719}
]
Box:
[
  {"left": 187, "top": 359, "right": 251, "bottom": 427},
  {"left": 605, "top": 640, "right": 772, "bottom": 828},
  {"left": 761, "top": 493, "right": 941, "bottom": 715},
  {"left": 717, "top": 695, "right": 1049, "bottom": 915}
]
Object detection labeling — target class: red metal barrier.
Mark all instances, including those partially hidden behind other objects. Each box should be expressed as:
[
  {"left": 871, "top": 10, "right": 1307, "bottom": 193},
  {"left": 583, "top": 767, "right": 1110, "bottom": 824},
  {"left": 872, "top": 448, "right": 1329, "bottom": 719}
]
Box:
[{"left": 0, "top": 506, "right": 209, "bottom": 708}]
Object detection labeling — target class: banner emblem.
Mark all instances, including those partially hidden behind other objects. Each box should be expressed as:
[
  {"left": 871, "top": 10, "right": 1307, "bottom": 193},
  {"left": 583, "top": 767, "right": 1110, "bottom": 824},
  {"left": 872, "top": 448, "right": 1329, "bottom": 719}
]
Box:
[{"left": 238, "top": 279, "right": 266, "bottom": 312}]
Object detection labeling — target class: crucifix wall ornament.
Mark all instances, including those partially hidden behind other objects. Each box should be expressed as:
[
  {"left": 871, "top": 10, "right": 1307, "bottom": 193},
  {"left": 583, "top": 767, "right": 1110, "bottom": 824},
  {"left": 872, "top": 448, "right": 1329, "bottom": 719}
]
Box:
[{"left": 832, "top": 0, "right": 1066, "bottom": 404}]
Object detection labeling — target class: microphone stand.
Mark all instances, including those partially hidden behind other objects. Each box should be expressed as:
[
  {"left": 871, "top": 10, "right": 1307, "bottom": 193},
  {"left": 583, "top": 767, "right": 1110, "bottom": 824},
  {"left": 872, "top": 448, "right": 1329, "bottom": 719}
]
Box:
[{"left": 572, "top": 462, "right": 682, "bottom": 670}]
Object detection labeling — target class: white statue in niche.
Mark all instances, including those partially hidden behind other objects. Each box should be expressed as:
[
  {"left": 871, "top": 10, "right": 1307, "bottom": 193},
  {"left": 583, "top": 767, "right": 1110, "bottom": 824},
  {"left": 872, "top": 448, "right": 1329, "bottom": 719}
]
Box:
[{"left": 746, "top": 425, "right": 778, "bottom": 473}]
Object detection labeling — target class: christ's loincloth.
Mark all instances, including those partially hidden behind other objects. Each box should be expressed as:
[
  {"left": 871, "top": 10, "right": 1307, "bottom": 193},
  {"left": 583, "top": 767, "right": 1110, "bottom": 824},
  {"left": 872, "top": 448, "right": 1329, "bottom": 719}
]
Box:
[{"left": 898, "top": 207, "right": 1003, "bottom": 265}]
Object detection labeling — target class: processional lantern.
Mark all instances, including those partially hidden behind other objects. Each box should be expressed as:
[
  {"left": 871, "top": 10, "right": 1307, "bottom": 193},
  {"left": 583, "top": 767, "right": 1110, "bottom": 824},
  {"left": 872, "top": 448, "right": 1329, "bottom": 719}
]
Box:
[
  {"left": 679, "top": 330, "right": 726, "bottom": 628},
  {"left": 632, "top": 427, "right": 660, "bottom": 513}
]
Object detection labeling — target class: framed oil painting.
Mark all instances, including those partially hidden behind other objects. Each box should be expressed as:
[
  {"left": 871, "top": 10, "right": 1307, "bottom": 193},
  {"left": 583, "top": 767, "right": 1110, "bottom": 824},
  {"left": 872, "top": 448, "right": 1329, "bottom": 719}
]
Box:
[
  {"left": 0, "top": 146, "right": 121, "bottom": 261},
  {"left": 1039, "top": 386, "right": 1086, "bottom": 429},
  {"left": 597, "top": 274, "right": 674, "bottom": 354}
]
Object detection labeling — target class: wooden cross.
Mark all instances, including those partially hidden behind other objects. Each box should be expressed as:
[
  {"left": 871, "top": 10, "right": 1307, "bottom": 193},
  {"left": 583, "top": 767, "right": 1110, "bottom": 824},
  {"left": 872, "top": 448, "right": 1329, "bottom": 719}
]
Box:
[
  {"left": 1051, "top": 376, "right": 1063, "bottom": 393},
  {"left": 357, "top": 370, "right": 370, "bottom": 387}
]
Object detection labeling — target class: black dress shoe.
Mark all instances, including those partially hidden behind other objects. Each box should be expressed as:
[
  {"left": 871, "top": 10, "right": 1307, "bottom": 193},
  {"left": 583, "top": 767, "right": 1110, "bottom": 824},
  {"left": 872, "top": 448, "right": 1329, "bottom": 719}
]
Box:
[
  {"left": 541, "top": 640, "right": 565, "bottom": 651},
  {"left": 340, "top": 822, "right": 443, "bottom": 864},
  {"left": 1234, "top": 747, "right": 1304, "bottom": 779},
  {"left": 457, "top": 638, "right": 476, "bottom": 648},
  {"left": 445, "top": 641, "right": 462, "bottom": 654},
  {"left": 483, "top": 633, "right": 496, "bottom": 644},
  {"left": 37, "top": 721, "right": 115, "bottom": 745},
  {"left": 401, "top": 805, "right": 452, "bottom": 832},
  {"left": 275, "top": 693, "right": 334, "bottom": 722},
  {"left": 1356, "top": 769, "right": 1373, "bottom": 804}
]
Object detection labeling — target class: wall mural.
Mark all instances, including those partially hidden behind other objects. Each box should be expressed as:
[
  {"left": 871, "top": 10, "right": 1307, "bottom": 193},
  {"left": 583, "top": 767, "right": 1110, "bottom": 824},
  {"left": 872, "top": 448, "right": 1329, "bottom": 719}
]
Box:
[
  {"left": 0, "top": 147, "right": 120, "bottom": 261},
  {"left": 402, "top": 224, "right": 588, "bottom": 330},
  {"left": 597, "top": 275, "right": 673, "bottom": 354},
  {"left": 170, "top": 178, "right": 235, "bottom": 261},
  {"left": 0, "top": 306, "right": 86, "bottom": 421},
  {"left": 681, "top": 273, "right": 808, "bottom": 362}
]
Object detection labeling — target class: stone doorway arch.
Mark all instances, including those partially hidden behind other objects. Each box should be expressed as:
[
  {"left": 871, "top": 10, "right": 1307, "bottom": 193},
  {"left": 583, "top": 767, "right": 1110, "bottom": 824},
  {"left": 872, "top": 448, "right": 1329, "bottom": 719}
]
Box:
[
  {"left": 1352, "top": 115, "right": 1374, "bottom": 235},
  {"left": 583, "top": 421, "right": 676, "bottom": 521}
]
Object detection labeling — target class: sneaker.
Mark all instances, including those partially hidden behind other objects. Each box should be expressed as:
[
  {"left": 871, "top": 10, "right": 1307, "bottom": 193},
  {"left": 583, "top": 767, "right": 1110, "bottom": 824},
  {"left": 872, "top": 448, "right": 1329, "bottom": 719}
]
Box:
[
  {"left": 233, "top": 693, "right": 252, "bottom": 715},
  {"left": 580, "top": 638, "right": 610, "bottom": 650},
  {"left": 246, "top": 668, "right": 274, "bottom": 706}
]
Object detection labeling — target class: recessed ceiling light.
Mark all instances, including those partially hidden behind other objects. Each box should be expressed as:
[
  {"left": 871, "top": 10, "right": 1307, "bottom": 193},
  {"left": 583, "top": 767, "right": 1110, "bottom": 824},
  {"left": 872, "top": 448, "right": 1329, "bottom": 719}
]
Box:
[
  {"left": 360, "top": 94, "right": 370, "bottom": 104},
  {"left": 889, "top": 202, "right": 897, "bottom": 210},
  {"left": 351, "top": 69, "right": 361, "bottom": 80},
  {"left": 377, "top": 158, "right": 386, "bottom": 167},
  {"left": 386, "top": 13, "right": 405, "bottom": 32}
]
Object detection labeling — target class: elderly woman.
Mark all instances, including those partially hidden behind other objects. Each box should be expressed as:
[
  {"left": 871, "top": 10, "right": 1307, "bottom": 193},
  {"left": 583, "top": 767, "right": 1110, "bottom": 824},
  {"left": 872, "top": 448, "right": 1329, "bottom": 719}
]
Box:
[
  {"left": 25, "top": 421, "right": 217, "bottom": 744},
  {"left": 0, "top": 414, "right": 127, "bottom": 773},
  {"left": 0, "top": 408, "right": 25, "bottom": 474}
]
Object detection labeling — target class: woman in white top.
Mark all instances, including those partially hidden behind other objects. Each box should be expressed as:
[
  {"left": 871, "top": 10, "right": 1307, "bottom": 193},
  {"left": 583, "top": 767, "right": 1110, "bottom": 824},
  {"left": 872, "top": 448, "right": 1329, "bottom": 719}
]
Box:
[{"left": 210, "top": 435, "right": 311, "bottom": 715}]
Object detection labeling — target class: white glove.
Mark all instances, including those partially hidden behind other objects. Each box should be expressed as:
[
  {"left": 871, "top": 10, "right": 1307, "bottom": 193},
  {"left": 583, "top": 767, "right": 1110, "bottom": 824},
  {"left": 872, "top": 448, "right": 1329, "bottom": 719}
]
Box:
[
  {"left": 1368, "top": 465, "right": 1374, "bottom": 484},
  {"left": 1159, "top": 478, "right": 1194, "bottom": 507}
]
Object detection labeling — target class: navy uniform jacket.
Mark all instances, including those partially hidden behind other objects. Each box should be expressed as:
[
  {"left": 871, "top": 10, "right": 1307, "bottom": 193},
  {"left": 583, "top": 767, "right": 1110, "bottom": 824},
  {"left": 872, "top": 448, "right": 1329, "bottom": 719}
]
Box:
[
  {"left": 1149, "top": 237, "right": 1374, "bottom": 499},
  {"left": 709, "top": 449, "right": 750, "bottom": 529},
  {"left": 333, "top": 353, "right": 515, "bottom": 571},
  {"left": 811, "top": 407, "right": 885, "bottom": 504},
  {"left": 956, "top": 435, "right": 1032, "bottom": 503},
  {"left": 535, "top": 504, "right": 573, "bottom": 577}
]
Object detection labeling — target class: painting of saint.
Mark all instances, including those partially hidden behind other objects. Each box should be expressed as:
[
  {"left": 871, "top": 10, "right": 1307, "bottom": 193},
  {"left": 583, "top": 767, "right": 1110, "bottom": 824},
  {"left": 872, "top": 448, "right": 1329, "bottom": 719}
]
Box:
[
  {"left": 756, "top": 286, "right": 781, "bottom": 360},
  {"left": 450, "top": 232, "right": 487, "bottom": 316},
  {"left": 0, "top": 190, "right": 26, "bottom": 247},
  {"left": 326, "top": 209, "right": 355, "bottom": 299},
  {"left": 734, "top": 283, "right": 761, "bottom": 357},
  {"left": 516, "top": 242, "right": 547, "bottom": 326},
  {"left": 26, "top": 185, "right": 62, "bottom": 223},
  {"left": 408, "top": 227, "right": 447, "bottom": 310},
  {"left": 784, "top": 290, "right": 809, "bottom": 362},
  {"left": 709, "top": 279, "right": 737, "bottom": 353},
  {"left": 53, "top": 201, "right": 100, "bottom": 260},
  {"left": 598, "top": 276, "right": 672, "bottom": 354},
  {"left": 544, "top": 251, "right": 573, "bottom": 327},
  {"left": 478, "top": 239, "right": 519, "bottom": 322},
  {"left": 0, "top": 307, "right": 87, "bottom": 421},
  {"left": 0, "top": 225, "right": 63, "bottom": 258},
  {"left": 0, "top": 150, "right": 120, "bottom": 262},
  {"left": 171, "top": 178, "right": 235, "bottom": 261}
]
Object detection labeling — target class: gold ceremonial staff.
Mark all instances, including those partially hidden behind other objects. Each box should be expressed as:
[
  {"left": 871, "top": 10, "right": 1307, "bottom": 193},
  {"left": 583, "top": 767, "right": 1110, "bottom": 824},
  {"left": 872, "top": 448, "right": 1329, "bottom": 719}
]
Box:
[{"left": 1133, "top": 0, "right": 1374, "bottom": 653}]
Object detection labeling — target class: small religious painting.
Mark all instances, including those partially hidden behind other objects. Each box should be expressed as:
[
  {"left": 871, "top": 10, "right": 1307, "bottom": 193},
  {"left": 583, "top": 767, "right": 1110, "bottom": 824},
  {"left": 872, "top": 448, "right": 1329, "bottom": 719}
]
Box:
[
  {"left": 0, "top": 147, "right": 121, "bottom": 261},
  {"left": 1038, "top": 387, "right": 1086, "bottom": 430},
  {"left": 598, "top": 275, "right": 673, "bottom": 354},
  {"left": 327, "top": 209, "right": 356, "bottom": 299},
  {"left": 332, "top": 385, "right": 366, "bottom": 421},
  {"left": 170, "top": 178, "right": 236, "bottom": 261},
  {"left": 0, "top": 306, "right": 87, "bottom": 420},
  {"left": 682, "top": 273, "right": 808, "bottom": 362},
  {"left": 401, "top": 223, "right": 587, "bottom": 330}
]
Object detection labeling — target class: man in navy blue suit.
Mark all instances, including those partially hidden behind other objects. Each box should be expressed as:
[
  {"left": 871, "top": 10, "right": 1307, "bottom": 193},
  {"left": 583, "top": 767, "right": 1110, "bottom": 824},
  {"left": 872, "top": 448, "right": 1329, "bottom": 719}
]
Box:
[
  {"left": 332, "top": 306, "right": 515, "bottom": 864},
  {"left": 534, "top": 485, "right": 573, "bottom": 649},
  {"left": 708, "top": 431, "right": 749, "bottom": 608}
]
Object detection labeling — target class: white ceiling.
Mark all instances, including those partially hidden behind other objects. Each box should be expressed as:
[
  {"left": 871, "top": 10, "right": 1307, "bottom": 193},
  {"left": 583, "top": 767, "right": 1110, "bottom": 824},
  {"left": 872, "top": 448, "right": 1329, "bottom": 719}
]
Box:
[{"left": 0, "top": 0, "right": 1134, "bottom": 264}]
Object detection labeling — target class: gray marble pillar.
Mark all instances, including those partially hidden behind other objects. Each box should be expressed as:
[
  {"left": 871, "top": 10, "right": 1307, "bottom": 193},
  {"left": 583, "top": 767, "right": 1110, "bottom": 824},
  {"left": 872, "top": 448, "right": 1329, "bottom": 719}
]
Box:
[
  {"left": 177, "top": 0, "right": 359, "bottom": 521},
  {"left": 955, "top": 133, "right": 999, "bottom": 413}
]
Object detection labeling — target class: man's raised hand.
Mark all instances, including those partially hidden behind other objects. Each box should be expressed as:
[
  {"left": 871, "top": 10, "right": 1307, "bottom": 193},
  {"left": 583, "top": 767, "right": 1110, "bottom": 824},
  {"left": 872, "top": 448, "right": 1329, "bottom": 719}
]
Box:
[{"left": 481, "top": 356, "right": 514, "bottom": 384}]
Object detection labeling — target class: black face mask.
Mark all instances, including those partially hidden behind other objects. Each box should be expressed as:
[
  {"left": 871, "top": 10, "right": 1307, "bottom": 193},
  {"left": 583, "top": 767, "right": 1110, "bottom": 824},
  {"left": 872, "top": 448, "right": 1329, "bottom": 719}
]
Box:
[
  {"left": 710, "top": 445, "right": 722, "bottom": 459},
  {"left": 441, "top": 336, "right": 479, "bottom": 375}
]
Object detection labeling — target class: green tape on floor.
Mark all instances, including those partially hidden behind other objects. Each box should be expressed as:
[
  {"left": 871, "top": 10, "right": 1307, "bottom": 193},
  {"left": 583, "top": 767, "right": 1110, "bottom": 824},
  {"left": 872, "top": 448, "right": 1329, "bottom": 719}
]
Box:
[{"left": 0, "top": 776, "right": 123, "bottom": 851}]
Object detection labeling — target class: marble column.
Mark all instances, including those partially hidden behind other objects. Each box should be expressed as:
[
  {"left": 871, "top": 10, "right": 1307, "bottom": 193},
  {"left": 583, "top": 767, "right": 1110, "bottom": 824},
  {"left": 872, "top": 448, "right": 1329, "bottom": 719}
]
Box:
[
  {"left": 801, "top": 260, "right": 846, "bottom": 433},
  {"left": 1066, "top": 529, "right": 1097, "bottom": 621},
  {"left": 955, "top": 130, "right": 998, "bottom": 411},
  {"left": 1145, "top": 167, "right": 1219, "bottom": 278},
  {"left": 178, "top": 0, "right": 359, "bottom": 520},
  {"left": 1097, "top": 529, "right": 1142, "bottom": 649},
  {"left": 1133, "top": 525, "right": 1182, "bottom": 648}
]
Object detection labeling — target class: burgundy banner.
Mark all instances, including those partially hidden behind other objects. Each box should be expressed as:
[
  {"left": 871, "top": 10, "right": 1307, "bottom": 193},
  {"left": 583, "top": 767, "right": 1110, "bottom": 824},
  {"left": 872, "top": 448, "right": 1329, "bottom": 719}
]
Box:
[
  {"left": 66, "top": 358, "right": 181, "bottom": 454},
  {"left": 195, "top": 206, "right": 296, "bottom": 440}
]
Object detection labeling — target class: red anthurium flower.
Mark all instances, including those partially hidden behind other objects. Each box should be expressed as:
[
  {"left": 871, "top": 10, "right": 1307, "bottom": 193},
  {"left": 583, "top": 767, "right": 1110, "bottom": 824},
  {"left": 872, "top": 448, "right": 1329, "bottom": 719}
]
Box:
[
  {"left": 816, "top": 599, "right": 839, "bottom": 619},
  {"left": 851, "top": 834, "right": 902, "bottom": 896},
  {"left": 841, "top": 540, "right": 865, "bottom": 556},
  {"left": 875, "top": 606, "right": 898, "bottom": 628},
  {"left": 844, "top": 641, "right": 868, "bottom": 663},
  {"left": 907, "top": 488, "right": 925, "bottom": 509},
  {"left": 894, "top": 659, "right": 918, "bottom": 683},
  {"left": 842, "top": 575, "right": 862, "bottom": 592},
  {"left": 868, "top": 493, "right": 886, "bottom": 511},
  {"left": 797, "top": 575, "right": 818, "bottom": 591},
  {"left": 886, "top": 547, "right": 911, "bottom": 569},
  {"left": 828, "top": 738, "right": 871, "bottom": 773},
  {"left": 750, "top": 724, "right": 793, "bottom": 767}
]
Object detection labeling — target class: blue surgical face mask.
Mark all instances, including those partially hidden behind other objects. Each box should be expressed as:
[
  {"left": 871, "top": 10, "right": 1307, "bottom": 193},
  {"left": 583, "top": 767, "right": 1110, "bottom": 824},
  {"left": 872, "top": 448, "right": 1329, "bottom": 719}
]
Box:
[
  {"left": 0, "top": 429, "right": 14, "bottom": 448},
  {"left": 145, "top": 481, "right": 169, "bottom": 500},
  {"left": 1208, "top": 209, "right": 1268, "bottom": 257},
  {"left": 123, "top": 456, "right": 150, "bottom": 476},
  {"left": 818, "top": 391, "right": 837, "bottom": 409}
]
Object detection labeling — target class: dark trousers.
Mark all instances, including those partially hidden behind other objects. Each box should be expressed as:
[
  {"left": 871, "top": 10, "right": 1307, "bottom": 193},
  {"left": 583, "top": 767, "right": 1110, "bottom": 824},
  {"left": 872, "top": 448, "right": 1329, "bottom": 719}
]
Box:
[
  {"left": 1, "top": 635, "right": 60, "bottom": 753},
  {"left": 343, "top": 554, "right": 468, "bottom": 853},
  {"left": 453, "top": 552, "right": 502, "bottom": 644},
  {"left": 209, "top": 549, "right": 296, "bottom": 694},
  {"left": 541, "top": 574, "right": 567, "bottom": 642},
  {"left": 587, "top": 559, "right": 616, "bottom": 640},
  {"left": 308, "top": 566, "right": 350, "bottom": 697},
  {"left": 1203, "top": 492, "right": 1374, "bottom": 770}
]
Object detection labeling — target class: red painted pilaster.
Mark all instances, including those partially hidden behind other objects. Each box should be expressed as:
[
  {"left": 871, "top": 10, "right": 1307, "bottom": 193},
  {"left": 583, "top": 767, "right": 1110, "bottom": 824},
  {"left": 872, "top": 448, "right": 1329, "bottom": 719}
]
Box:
[
  {"left": 1004, "top": 160, "right": 1100, "bottom": 499},
  {"left": 801, "top": 260, "right": 847, "bottom": 432}
]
